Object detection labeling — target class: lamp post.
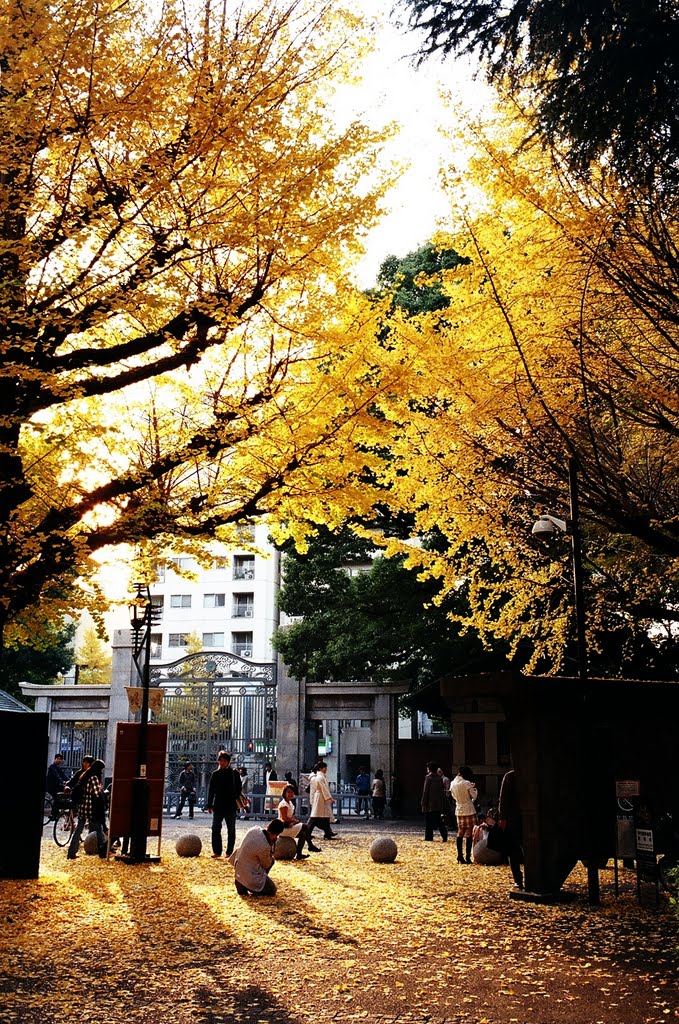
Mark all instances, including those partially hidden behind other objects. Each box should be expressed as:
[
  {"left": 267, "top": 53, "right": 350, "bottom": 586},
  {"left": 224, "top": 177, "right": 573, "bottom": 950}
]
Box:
[
  {"left": 532, "top": 456, "right": 600, "bottom": 905},
  {"left": 127, "top": 583, "right": 159, "bottom": 863},
  {"left": 73, "top": 663, "right": 88, "bottom": 685}
]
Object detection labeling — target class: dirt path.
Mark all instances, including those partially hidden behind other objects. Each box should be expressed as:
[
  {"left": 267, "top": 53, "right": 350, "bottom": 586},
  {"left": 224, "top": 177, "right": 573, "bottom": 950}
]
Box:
[{"left": 0, "top": 829, "right": 676, "bottom": 1024}]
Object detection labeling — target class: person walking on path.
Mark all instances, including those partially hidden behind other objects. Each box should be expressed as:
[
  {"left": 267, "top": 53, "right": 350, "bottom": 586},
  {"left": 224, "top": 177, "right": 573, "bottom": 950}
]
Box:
[
  {"left": 421, "top": 761, "right": 449, "bottom": 842},
  {"left": 228, "top": 819, "right": 286, "bottom": 896},
  {"left": 207, "top": 751, "right": 242, "bottom": 859},
  {"left": 450, "top": 766, "right": 479, "bottom": 864},
  {"left": 237, "top": 767, "right": 250, "bottom": 818},
  {"left": 371, "top": 769, "right": 386, "bottom": 820},
  {"left": 277, "top": 784, "right": 322, "bottom": 858},
  {"left": 67, "top": 758, "right": 108, "bottom": 860},
  {"left": 173, "top": 762, "right": 197, "bottom": 819},
  {"left": 307, "top": 762, "right": 337, "bottom": 841},
  {"left": 355, "top": 767, "right": 371, "bottom": 817}
]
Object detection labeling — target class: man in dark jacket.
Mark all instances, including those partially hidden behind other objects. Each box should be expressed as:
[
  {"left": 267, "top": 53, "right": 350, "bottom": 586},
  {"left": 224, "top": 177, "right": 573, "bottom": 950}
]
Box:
[
  {"left": 173, "top": 762, "right": 197, "bottom": 819},
  {"left": 420, "top": 760, "right": 449, "bottom": 842},
  {"left": 46, "top": 753, "right": 70, "bottom": 818},
  {"left": 207, "top": 751, "right": 242, "bottom": 859}
]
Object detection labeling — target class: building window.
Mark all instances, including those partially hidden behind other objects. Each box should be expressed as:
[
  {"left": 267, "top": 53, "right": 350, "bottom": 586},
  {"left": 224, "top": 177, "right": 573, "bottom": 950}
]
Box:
[
  {"left": 151, "top": 595, "right": 164, "bottom": 612},
  {"left": 231, "top": 631, "right": 253, "bottom": 657},
  {"left": 203, "top": 593, "right": 226, "bottom": 608},
  {"left": 170, "top": 594, "right": 192, "bottom": 608},
  {"left": 203, "top": 632, "right": 225, "bottom": 647},
  {"left": 233, "top": 593, "right": 254, "bottom": 617},
  {"left": 170, "top": 557, "right": 192, "bottom": 571},
  {"left": 169, "top": 633, "right": 189, "bottom": 647},
  {"left": 150, "top": 633, "right": 163, "bottom": 659},
  {"left": 464, "top": 722, "right": 486, "bottom": 765},
  {"left": 236, "top": 523, "right": 256, "bottom": 543},
  {"left": 233, "top": 555, "right": 255, "bottom": 580},
  {"left": 153, "top": 563, "right": 166, "bottom": 582}
]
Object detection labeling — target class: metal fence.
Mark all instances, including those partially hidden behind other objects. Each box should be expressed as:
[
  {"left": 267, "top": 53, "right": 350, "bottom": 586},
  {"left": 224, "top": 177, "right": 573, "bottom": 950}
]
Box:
[
  {"left": 151, "top": 651, "right": 277, "bottom": 804},
  {"left": 56, "top": 720, "right": 108, "bottom": 770}
]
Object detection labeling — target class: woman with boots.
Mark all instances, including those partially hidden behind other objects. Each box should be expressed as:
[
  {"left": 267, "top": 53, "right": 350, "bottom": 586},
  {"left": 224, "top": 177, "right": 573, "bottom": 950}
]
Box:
[
  {"left": 277, "top": 784, "right": 322, "bottom": 858},
  {"left": 450, "top": 766, "right": 478, "bottom": 864}
]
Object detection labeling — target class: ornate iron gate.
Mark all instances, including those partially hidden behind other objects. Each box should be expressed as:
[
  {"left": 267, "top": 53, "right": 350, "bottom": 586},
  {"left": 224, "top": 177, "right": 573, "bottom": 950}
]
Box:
[{"left": 151, "top": 652, "right": 276, "bottom": 803}]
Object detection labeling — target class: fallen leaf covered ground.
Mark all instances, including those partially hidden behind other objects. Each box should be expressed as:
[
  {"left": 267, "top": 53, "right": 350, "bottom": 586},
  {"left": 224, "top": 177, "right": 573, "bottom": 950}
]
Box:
[{"left": 1, "top": 824, "right": 677, "bottom": 1024}]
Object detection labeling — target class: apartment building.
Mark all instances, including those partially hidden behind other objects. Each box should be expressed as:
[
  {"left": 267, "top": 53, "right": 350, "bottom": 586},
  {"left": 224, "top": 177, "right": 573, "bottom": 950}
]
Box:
[{"left": 147, "top": 524, "right": 281, "bottom": 665}]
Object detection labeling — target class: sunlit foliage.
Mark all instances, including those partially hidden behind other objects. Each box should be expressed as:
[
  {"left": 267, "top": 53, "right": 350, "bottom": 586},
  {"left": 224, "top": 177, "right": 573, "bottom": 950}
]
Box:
[
  {"left": 0, "top": 0, "right": 402, "bottom": 642},
  {"left": 371, "top": 112, "right": 679, "bottom": 674}
]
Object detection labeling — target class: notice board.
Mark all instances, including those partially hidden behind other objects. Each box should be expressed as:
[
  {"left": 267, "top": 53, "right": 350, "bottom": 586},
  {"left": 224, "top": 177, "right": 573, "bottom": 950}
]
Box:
[{"left": 109, "top": 722, "right": 168, "bottom": 839}]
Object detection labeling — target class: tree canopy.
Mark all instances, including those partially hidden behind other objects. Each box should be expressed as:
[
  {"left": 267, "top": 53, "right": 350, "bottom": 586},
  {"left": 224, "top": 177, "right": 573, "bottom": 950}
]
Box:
[
  {"left": 0, "top": 0, "right": 404, "bottom": 644},
  {"left": 75, "top": 625, "right": 112, "bottom": 685},
  {"left": 373, "top": 241, "right": 469, "bottom": 317},
  {"left": 368, "top": 113, "right": 679, "bottom": 676},
  {"left": 273, "top": 526, "right": 511, "bottom": 685},
  {"left": 0, "top": 620, "right": 75, "bottom": 703},
  {"left": 399, "top": 0, "right": 679, "bottom": 184}
]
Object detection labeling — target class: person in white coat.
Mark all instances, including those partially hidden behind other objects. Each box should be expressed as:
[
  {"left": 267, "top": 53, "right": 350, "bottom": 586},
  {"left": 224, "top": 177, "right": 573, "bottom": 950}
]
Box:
[
  {"left": 450, "top": 765, "right": 478, "bottom": 864},
  {"left": 306, "top": 761, "right": 337, "bottom": 841},
  {"left": 228, "top": 819, "right": 286, "bottom": 896}
]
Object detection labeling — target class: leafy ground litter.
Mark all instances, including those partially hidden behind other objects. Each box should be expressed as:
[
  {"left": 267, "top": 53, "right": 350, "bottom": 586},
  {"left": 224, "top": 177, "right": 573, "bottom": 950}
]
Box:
[{"left": 0, "top": 825, "right": 677, "bottom": 1024}]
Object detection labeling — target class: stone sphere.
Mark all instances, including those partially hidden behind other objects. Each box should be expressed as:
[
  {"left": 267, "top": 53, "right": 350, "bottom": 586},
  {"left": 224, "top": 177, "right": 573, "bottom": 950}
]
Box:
[
  {"left": 274, "top": 835, "right": 297, "bottom": 861},
  {"left": 83, "top": 831, "right": 101, "bottom": 855},
  {"left": 175, "top": 833, "right": 202, "bottom": 858},
  {"left": 370, "top": 836, "right": 398, "bottom": 863}
]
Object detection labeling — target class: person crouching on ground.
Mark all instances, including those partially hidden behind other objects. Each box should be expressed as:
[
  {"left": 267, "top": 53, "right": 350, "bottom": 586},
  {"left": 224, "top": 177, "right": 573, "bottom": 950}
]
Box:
[
  {"left": 228, "top": 819, "right": 286, "bottom": 896},
  {"left": 472, "top": 808, "right": 504, "bottom": 865},
  {"left": 277, "top": 784, "right": 321, "bottom": 858}
]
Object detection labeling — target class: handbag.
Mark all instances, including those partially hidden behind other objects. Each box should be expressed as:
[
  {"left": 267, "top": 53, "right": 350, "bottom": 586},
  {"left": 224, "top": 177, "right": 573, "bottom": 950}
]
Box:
[{"left": 236, "top": 794, "right": 250, "bottom": 811}]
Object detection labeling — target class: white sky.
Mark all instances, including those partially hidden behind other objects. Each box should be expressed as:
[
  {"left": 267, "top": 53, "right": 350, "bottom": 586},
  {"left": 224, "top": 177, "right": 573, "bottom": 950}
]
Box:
[{"left": 346, "top": 1, "right": 490, "bottom": 287}]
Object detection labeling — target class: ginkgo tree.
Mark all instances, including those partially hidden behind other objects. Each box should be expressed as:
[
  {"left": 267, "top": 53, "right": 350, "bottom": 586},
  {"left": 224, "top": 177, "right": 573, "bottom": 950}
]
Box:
[
  {"left": 0, "top": 0, "right": 405, "bottom": 646},
  {"left": 373, "top": 113, "right": 679, "bottom": 675}
]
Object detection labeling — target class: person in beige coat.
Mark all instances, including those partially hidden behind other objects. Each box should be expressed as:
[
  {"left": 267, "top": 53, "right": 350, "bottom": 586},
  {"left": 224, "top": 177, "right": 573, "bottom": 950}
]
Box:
[
  {"left": 306, "top": 761, "right": 337, "bottom": 841},
  {"left": 228, "top": 819, "right": 286, "bottom": 896}
]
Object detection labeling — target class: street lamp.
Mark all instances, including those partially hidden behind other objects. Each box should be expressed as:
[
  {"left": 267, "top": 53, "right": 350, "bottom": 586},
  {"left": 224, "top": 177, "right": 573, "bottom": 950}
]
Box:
[
  {"left": 73, "top": 663, "right": 89, "bottom": 685},
  {"left": 532, "top": 455, "right": 600, "bottom": 905},
  {"left": 127, "top": 583, "right": 161, "bottom": 863}
]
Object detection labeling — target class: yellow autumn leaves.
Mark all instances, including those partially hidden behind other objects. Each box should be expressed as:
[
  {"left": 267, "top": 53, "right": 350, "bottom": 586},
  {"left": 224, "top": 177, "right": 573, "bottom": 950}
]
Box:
[
  {"left": 1, "top": 0, "right": 402, "bottom": 638},
  {"left": 0, "top": 829, "right": 676, "bottom": 1024}
]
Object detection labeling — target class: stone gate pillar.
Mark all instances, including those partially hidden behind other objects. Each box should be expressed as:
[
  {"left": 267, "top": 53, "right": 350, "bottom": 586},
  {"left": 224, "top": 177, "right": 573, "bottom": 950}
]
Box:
[
  {"left": 106, "top": 628, "right": 135, "bottom": 762},
  {"left": 275, "top": 658, "right": 306, "bottom": 779}
]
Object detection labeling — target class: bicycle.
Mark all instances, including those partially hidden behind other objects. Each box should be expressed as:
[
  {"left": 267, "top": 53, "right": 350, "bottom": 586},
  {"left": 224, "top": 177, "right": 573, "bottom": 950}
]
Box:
[
  {"left": 53, "top": 802, "right": 76, "bottom": 847},
  {"left": 43, "top": 793, "right": 54, "bottom": 826}
]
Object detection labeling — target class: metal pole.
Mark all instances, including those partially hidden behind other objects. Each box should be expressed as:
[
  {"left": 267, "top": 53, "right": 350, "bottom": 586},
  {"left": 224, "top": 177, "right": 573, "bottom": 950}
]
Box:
[
  {"left": 129, "top": 586, "right": 151, "bottom": 863},
  {"left": 568, "top": 457, "right": 600, "bottom": 905},
  {"left": 568, "top": 458, "right": 588, "bottom": 685}
]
